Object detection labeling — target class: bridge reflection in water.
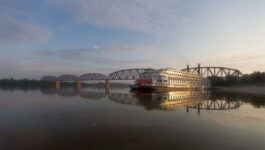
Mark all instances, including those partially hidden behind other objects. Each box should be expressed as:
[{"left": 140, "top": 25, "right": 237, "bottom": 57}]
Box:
[{"left": 41, "top": 88, "right": 244, "bottom": 113}]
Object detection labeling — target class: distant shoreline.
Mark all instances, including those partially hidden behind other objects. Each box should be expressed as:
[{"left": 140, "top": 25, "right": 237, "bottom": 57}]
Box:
[
  {"left": 0, "top": 79, "right": 130, "bottom": 89},
  {"left": 1, "top": 79, "right": 265, "bottom": 96}
]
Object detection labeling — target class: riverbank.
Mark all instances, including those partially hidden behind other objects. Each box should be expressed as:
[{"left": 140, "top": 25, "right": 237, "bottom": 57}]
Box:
[{"left": 215, "top": 85, "right": 265, "bottom": 96}]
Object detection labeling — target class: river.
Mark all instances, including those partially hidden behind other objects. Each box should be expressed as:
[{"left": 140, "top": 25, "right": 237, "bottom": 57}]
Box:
[{"left": 0, "top": 87, "right": 265, "bottom": 150}]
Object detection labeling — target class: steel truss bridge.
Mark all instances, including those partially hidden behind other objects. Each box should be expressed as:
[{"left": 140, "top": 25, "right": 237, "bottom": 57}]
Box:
[
  {"left": 41, "top": 68, "right": 155, "bottom": 82},
  {"left": 41, "top": 66, "right": 243, "bottom": 82},
  {"left": 182, "top": 67, "right": 244, "bottom": 78}
]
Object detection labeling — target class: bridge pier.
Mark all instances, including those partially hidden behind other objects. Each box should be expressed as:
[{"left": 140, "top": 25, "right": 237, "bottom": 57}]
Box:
[
  {"left": 55, "top": 81, "right": 60, "bottom": 90},
  {"left": 105, "top": 79, "right": 110, "bottom": 94},
  {"left": 77, "top": 81, "right": 82, "bottom": 91},
  {"left": 197, "top": 104, "right": 201, "bottom": 115}
]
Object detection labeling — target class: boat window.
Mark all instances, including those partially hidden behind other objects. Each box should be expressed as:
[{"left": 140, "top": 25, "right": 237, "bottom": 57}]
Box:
[{"left": 163, "top": 80, "right": 167, "bottom": 82}]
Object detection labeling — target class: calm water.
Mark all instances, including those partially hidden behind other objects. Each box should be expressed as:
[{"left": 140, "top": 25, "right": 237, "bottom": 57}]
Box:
[{"left": 1, "top": 87, "right": 265, "bottom": 150}]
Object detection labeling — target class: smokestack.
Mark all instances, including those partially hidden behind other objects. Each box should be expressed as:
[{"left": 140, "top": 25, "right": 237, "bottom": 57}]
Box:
[
  {"left": 187, "top": 65, "right": 190, "bottom": 72},
  {"left": 198, "top": 64, "right": 201, "bottom": 74}
]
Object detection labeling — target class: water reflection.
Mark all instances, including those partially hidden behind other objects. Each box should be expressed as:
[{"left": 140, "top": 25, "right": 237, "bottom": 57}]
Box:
[
  {"left": 1, "top": 88, "right": 265, "bottom": 150},
  {"left": 41, "top": 87, "right": 107, "bottom": 100},
  {"left": 40, "top": 87, "right": 265, "bottom": 110},
  {"left": 110, "top": 91, "right": 210, "bottom": 111}
]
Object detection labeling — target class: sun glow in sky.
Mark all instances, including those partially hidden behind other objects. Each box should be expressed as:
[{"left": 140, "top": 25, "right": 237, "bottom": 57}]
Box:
[{"left": 1, "top": 0, "right": 265, "bottom": 79}]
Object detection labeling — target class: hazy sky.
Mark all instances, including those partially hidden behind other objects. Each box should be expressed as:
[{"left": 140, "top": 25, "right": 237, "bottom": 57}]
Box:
[{"left": 1, "top": 0, "right": 265, "bottom": 79}]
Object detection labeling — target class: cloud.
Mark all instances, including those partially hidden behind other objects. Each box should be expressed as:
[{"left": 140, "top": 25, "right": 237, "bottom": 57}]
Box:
[
  {"left": 91, "top": 45, "right": 152, "bottom": 53},
  {"left": 39, "top": 45, "right": 152, "bottom": 54},
  {"left": 0, "top": 17, "right": 52, "bottom": 45},
  {"left": 202, "top": 52, "right": 265, "bottom": 73},
  {"left": 11, "top": 46, "right": 153, "bottom": 77},
  {"left": 206, "top": 52, "right": 265, "bottom": 64},
  {"left": 52, "top": 0, "right": 181, "bottom": 34},
  {"left": 34, "top": 46, "right": 151, "bottom": 64},
  {"left": 0, "top": 3, "right": 52, "bottom": 45}
]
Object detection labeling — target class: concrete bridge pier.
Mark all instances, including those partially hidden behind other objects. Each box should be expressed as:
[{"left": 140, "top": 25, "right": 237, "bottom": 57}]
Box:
[
  {"left": 105, "top": 79, "right": 110, "bottom": 94},
  {"left": 197, "top": 104, "right": 201, "bottom": 115},
  {"left": 77, "top": 81, "right": 82, "bottom": 91},
  {"left": 55, "top": 81, "right": 60, "bottom": 90}
]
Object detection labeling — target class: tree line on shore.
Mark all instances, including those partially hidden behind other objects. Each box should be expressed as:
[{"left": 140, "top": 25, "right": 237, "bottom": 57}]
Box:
[
  {"left": 0, "top": 78, "right": 54, "bottom": 90},
  {"left": 209, "top": 71, "right": 265, "bottom": 87},
  {"left": 0, "top": 78, "right": 129, "bottom": 90}
]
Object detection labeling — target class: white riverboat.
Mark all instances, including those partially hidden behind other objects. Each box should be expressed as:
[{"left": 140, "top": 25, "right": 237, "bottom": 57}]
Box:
[{"left": 131, "top": 68, "right": 211, "bottom": 91}]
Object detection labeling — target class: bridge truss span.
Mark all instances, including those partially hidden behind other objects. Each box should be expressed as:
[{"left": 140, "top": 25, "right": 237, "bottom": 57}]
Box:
[
  {"left": 108, "top": 68, "right": 155, "bottom": 80},
  {"left": 79, "top": 73, "right": 107, "bottom": 80},
  {"left": 182, "top": 67, "right": 244, "bottom": 78},
  {"left": 57, "top": 74, "right": 78, "bottom": 81}
]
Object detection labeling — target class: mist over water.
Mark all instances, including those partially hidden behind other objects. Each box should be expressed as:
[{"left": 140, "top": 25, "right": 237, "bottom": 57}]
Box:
[{"left": 1, "top": 87, "right": 265, "bottom": 150}]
